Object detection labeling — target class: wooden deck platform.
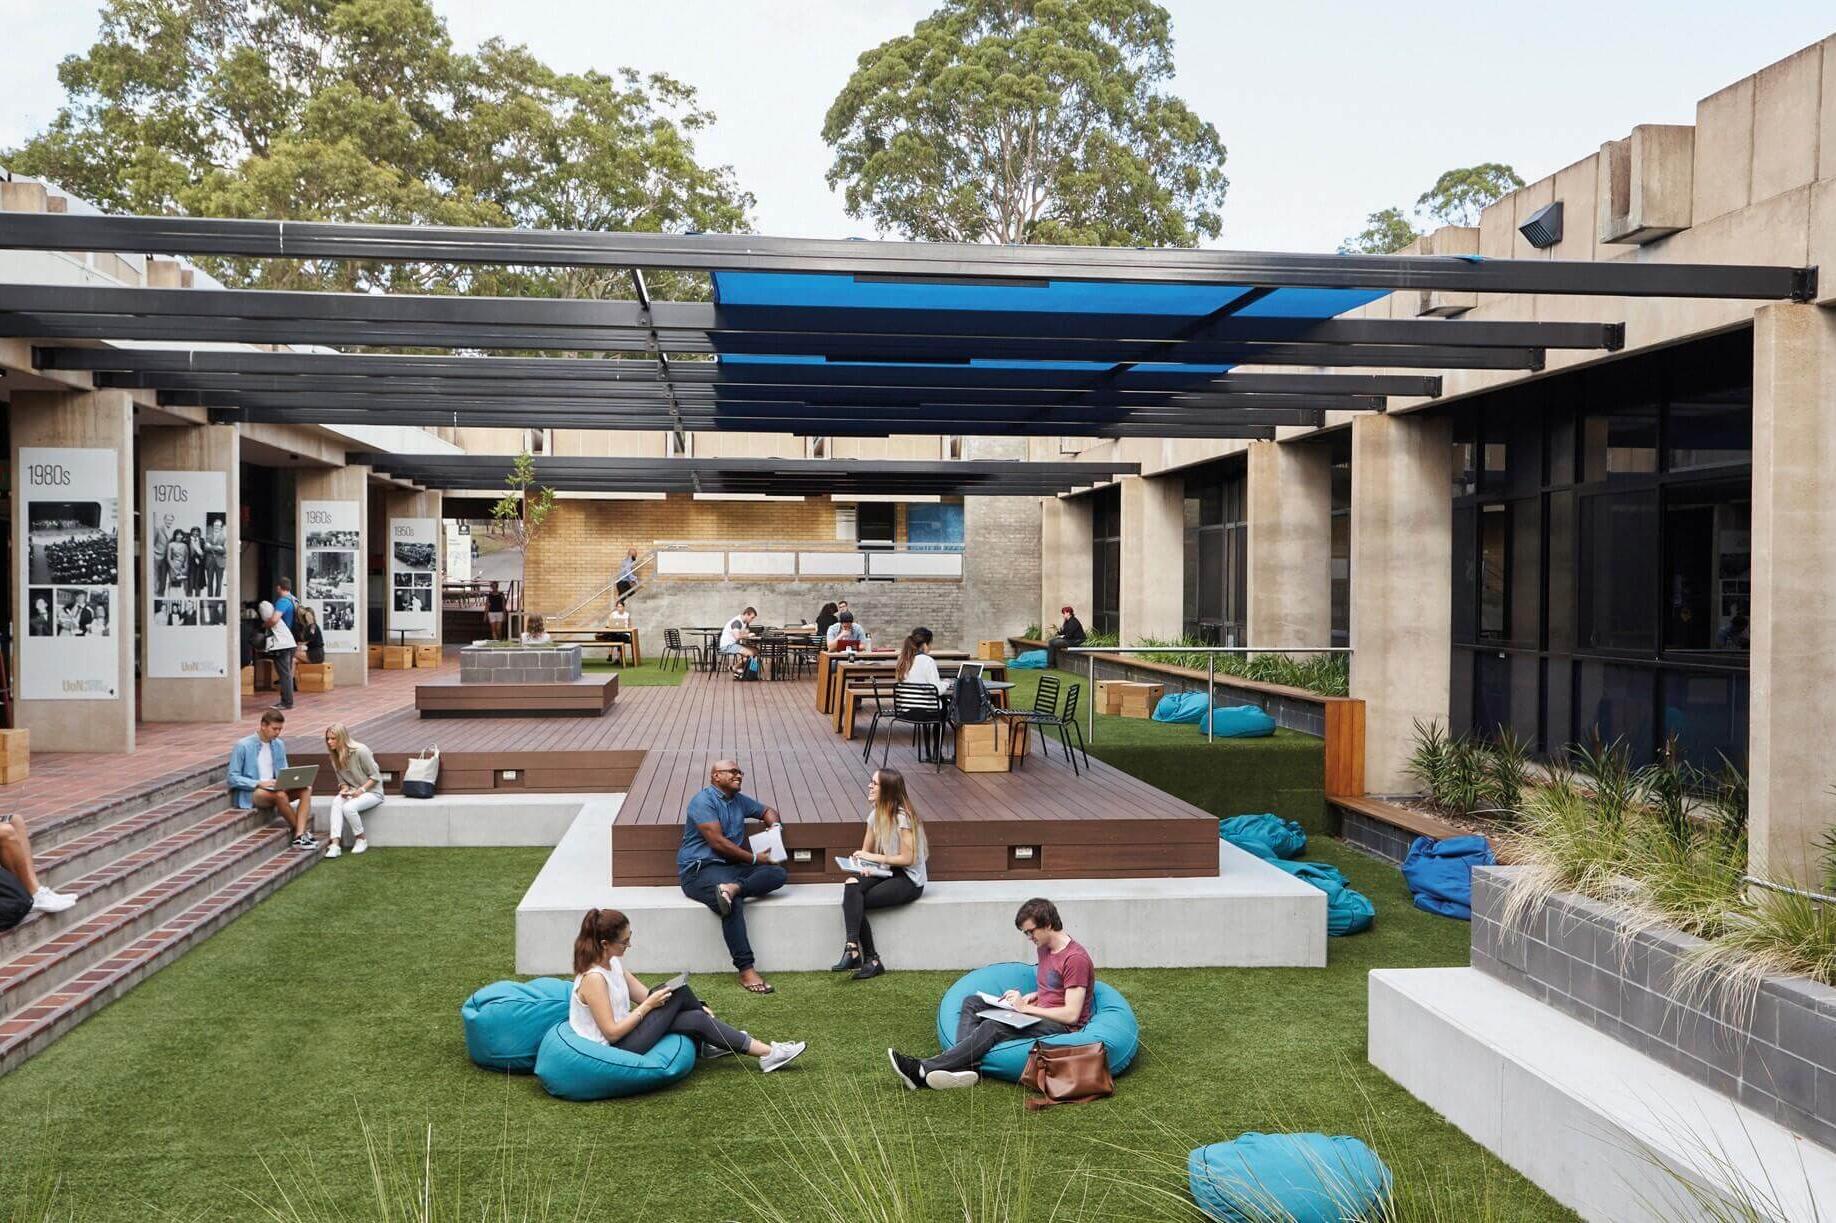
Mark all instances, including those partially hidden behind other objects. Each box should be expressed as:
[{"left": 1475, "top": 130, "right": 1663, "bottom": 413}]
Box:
[
  {"left": 414, "top": 673, "right": 618, "bottom": 718},
  {"left": 316, "top": 670, "right": 1219, "bottom": 884}
]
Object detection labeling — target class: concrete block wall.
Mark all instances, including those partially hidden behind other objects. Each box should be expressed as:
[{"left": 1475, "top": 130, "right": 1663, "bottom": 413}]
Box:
[
  {"left": 625, "top": 578, "right": 969, "bottom": 649},
  {"left": 1338, "top": 807, "right": 1415, "bottom": 863},
  {"left": 1471, "top": 866, "right": 1836, "bottom": 1152}
]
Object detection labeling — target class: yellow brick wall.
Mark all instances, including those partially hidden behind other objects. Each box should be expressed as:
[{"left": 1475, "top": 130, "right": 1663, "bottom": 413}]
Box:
[{"left": 524, "top": 495, "right": 839, "bottom": 613}]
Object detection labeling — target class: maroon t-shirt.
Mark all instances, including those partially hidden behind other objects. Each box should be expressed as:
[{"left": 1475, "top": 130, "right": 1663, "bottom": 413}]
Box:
[{"left": 1035, "top": 937, "right": 1095, "bottom": 1026}]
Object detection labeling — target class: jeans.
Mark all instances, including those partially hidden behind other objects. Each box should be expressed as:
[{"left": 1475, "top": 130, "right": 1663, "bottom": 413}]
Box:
[
  {"left": 841, "top": 869, "right": 921, "bottom": 959},
  {"left": 920, "top": 994, "right": 1075, "bottom": 1075},
  {"left": 329, "top": 790, "right": 382, "bottom": 842},
  {"left": 270, "top": 647, "right": 295, "bottom": 707},
  {"left": 614, "top": 984, "right": 751, "bottom": 1057},
  {"left": 679, "top": 861, "right": 788, "bottom": 970}
]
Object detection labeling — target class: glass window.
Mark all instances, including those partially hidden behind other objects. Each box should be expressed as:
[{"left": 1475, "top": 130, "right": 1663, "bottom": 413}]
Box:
[
  {"left": 1662, "top": 485, "right": 1750, "bottom": 656},
  {"left": 1581, "top": 405, "right": 1658, "bottom": 482},
  {"left": 1479, "top": 504, "right": 1509, "bottom": 640},
  {"left": 1545, "top": 491, "right": 1575, "bottom": 652},
  {"left": 1510, "top": 498, "right": 1541, "bottom": 650},
  {"left": 1576, "top": 661, "right": 1656, "bottom": 766},
  {"left": 1662, "top": 670, "right": 1749, "bottom": 772},
  {"left": 1330, "top": 512, "right": 1349, "bottom": 649},
  {"left": 1545, "top": 402, "right": 1575, "bottom": 487},
  {"left": 1580, "top": 490, "right": 1658, "bottom": 650},
  {"left": 1473, "top": 651, "right": 1539, "bottom": 744},
  {"left": 1451, "top": 507, "right": 1476, "bottom": 644},
  {"left": 1451, "top": 420, "right": 1477, "bottom": 498},
  {"left": 1667, "top": 400, "right": 1752, "bottom": 471}
]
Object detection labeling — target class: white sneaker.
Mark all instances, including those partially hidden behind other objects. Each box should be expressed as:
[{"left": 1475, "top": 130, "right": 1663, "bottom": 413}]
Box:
[
  {"left": 759, "top": 1040, "right": 806, "bottom": 1073},
  {"left": 324, "top": 843, "right": 342, "bottom": 859},
  {"left": 31, "top": 887, "right": 77, "bottom": 914},
  {"left": 924, "top": 1069, "right": 979, "bottom": 1090},
  {"left": 351, "top": 836, "right": 368, "bottom": 855}
]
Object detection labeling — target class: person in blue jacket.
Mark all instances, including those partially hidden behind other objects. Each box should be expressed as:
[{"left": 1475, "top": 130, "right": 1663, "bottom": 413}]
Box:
[{"left": 227, "top": 708, "right": 316, "bottom": 851}]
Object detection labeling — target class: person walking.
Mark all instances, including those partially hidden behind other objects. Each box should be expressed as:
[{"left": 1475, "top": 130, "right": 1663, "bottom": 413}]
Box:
[
  {"left": 676, "top": 759, "right": 787, "bottom": 994},
  {"left": 322, "top": 722, "right": 382, "bottom": 859},
  {"left": 260, "top": 598, "right": 298, "bottom": 710},
  {"left": 832, "top": 768, "right": 927, "bottom": 980},
  {"left": 616, "top": 548, "right": 640, "bottom": 600}
]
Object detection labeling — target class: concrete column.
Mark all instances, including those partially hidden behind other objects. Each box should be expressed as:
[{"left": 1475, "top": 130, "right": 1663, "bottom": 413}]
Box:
[
  {"left": 140, "top": 424, "right": 241, "bottom": 722},
  {"left": 1749, "top": 302, "right": 1836, "bottom": 886},
  {"left": 1350, "top": 412, "right": 1452, "bottom": 793},
  {"left": 1038, "top": 495, "right": 1092, "bottom": 636},
  {"left": 295, "top": 465, "right": 370, "bottom": 689},
  {"left": 1119, "top": 474, "right": 1184, "bottom": 644},
  {"left": 384, "top": 487, "right": 445, "bottom": 652},
  {"left": 1246, "top": 440, "right": 1333, "bottom": 648},
  {"left": 10, "top": 390, "right": 137, "bottom": 752}
]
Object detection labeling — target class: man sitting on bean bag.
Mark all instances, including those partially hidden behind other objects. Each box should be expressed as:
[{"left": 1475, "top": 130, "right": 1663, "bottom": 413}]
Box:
[{"left": 887, "top": 897, "right": 1093, "bottom": 1091}]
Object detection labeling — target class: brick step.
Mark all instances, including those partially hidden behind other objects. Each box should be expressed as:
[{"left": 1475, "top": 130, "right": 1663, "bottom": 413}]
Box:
[
  {"left": 28, "top": 760, "right": 226, "bottom": 853},
  {"left": 2, "top": 803, "right": 277, "bottom": 962},
  {"left": 0, "top": 840, "right": 316, "bottom": 1076},
  {"left": 34, "top": 787, "right": 230, "bottom": 890},
  {"left": 0, "top": 825, "right": 305, "bottom": 1021}
]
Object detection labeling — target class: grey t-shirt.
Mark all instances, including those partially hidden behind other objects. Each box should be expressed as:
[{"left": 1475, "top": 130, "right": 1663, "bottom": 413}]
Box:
[{"left": 873, "top": 808, "right": 927, "bottom": 889}]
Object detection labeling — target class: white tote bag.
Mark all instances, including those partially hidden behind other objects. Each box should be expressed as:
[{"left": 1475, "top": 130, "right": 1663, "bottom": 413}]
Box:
[{"left": 401, "top": 747, "right": 440, "bottom": 799}]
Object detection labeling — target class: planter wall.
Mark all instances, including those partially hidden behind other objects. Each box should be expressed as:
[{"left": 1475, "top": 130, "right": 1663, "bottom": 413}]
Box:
[{"left": 1471, "top": 865, "right": 1836, "bottom": 1152}]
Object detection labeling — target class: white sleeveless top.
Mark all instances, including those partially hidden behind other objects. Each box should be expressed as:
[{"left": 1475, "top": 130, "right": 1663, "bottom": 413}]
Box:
[{"left": 569, "top": 961, "right": 631, "bottom": 1044}]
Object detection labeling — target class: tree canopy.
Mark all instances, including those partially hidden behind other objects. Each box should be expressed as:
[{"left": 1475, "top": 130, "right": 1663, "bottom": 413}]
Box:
[
  {"left": 822, "top": 0, "right": 1228, "bottom": 247},
  {"left": 6, "top": 0, "right": 753, "bottom": 294},
  {"left": 1338, "top": 162, "right": 1524, "bottom": 254}
]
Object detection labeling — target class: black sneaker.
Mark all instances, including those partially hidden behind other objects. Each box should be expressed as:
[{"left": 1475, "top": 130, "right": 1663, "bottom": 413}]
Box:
[
  {"left": 887, "top": 1048, "right": 924, "bottom": 1091},
  {"left": 830, "top": 946, "right": 861, "bottom": 972},
  {"left": 851, "top": 957, "right": 885, "bottom": 981}
]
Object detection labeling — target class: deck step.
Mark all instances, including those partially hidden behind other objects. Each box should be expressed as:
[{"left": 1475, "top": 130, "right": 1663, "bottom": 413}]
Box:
[
  {"left": 1, "top": 803, "right": 276, "bottom": 962},
  {"left": 0, "top": 838, "right": 316, "bottom": 1074},
  {"left": 0, "top": 826, "right": 303, "bottom": 1021},
  {"left": 33, "top": 787, "right": 230, "bottom": 889}
]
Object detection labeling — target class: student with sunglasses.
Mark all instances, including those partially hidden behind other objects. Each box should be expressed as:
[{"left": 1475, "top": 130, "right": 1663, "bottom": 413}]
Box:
[{"left": 677, "top": 759, "right": 788, "bottom": 994}]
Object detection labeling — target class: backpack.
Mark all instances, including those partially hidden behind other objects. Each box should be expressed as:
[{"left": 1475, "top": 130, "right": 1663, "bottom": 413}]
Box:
[{"left": 952, "top": 673, "right": 995, "bottom": 725}]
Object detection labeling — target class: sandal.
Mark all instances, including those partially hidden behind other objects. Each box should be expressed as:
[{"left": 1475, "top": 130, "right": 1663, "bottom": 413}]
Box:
[{"left": 742, "top": 978, "right": 775, "bottom": 994}]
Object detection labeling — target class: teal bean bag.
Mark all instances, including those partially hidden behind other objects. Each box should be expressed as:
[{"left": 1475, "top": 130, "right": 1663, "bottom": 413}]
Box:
[
  {"left": 1152, "top": 691, "right": 1210, "bottom": 723},
  {"left": 1272, "top": 860, "right": 1376, "bottom": 937},
  {"left": 461, "top": 977, "right": 572, "bottom": 1073},
  {"left": 1009, "top": 649, "right": 1049, "bottom": 669},
  {"left": 1200, "top": 704, "right": 1276, "bottom": 738},
  {"left": 934, "top": 962, "right": 1139, "bottom": 1083},
  {"left": 533, "top": 1022, "right": 696, "bottom": 1101},
  {"left": 1219, "top": 814, "right": 1306, "bottom": 861},
  {"left": 1188, "top": 1132, "right": 1392, "bottom": 1222}
]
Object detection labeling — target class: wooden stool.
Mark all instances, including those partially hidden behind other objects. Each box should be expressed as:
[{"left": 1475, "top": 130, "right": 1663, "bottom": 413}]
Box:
[{"left": 296, "top": 661, "right": 335, "bottom": 692}]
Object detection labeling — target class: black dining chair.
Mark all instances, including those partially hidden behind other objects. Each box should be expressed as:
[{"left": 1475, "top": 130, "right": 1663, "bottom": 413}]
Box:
[
  {"left": 993, "top": 674, "right": 1064, "bottom": 772},
  {"left": 660, "top": 628, "right": 698, "bottom": 673},
  {"left": 858, "top": 677, "right": 897, "bottom": 764},
  {"left": 883, "top": 682, "right": 949, "bottom": 772}
]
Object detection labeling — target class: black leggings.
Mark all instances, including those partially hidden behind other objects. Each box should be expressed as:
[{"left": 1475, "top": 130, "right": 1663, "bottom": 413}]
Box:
[
  {"left": 612, "top": 984, "right": 752, "bottom": 1057},
  {"left": 841, "top": 869, "right": 923, "bottom": 959}
]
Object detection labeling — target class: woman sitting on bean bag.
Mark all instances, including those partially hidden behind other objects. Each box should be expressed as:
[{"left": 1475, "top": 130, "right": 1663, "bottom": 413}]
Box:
[{"left": 569, "top": 907, "right": 807, "bottom": 1072}]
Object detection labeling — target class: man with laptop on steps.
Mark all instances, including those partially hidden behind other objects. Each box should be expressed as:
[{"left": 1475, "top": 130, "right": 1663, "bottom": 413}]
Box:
[{"left": 227, "top": 708, "right": 318, "bottom": 851}]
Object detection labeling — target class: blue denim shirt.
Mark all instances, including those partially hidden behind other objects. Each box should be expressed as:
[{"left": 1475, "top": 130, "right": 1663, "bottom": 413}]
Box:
[
  {"left": 677, "top": 785, "right": 766, "bottom": 871},
  {"left": 227, "top": 732, "right": 287, "bottom": 809}
]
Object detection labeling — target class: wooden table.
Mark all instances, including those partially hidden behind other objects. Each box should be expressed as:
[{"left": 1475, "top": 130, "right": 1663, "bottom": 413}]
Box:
[
  {"left": 545, "top": 626, "right": 642, "bottom": 666},
  {"left": 815, "top": 649, "right": 896, "bottom": 713},
  {"left": 834, "top": 657, "right": 1006, "bottom": 738}
]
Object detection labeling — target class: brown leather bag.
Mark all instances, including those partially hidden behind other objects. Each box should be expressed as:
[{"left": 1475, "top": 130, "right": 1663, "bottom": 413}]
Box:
[{"left": 1018, "top": 1041, "right": 1114, "bottom": 1111}]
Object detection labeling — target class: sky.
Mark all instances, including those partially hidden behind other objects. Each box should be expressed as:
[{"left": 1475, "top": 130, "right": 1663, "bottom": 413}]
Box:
[{"left": 4, "top": 1, "right": 1833, "bottom": 253}]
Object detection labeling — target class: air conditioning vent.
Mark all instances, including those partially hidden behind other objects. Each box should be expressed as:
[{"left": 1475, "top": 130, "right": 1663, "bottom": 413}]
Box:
[{"left": 1519, "top": 201, "right": 1563, "bottom": 249}]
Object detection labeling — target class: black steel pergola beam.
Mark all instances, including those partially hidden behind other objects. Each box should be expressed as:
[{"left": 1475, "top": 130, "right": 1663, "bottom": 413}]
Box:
[
  {"left": 35, "top": 346, "right": 1444, "bottom": 397},
  {"left": 0, "top": 213, "right": 1813, "bottom": 299},
  {"left": 4, "top": 314, "right": 1539, "bottom": 368},
  {"left": 0, "top": 283, "right": 1617, "bottom": 350}
]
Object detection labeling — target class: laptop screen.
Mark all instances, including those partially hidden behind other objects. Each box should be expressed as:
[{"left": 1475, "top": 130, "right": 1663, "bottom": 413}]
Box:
[{"left": 955, "top": 662, "right": 984, "bottom": 682}]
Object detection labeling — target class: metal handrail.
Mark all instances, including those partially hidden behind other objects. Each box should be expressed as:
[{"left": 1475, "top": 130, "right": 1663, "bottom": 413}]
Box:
[
  {"left": 552, "top": 550, "right": 656, "bottom": 625},
  {"left": 1059, "top": 644, "right": 1353, "bottom": 743}
]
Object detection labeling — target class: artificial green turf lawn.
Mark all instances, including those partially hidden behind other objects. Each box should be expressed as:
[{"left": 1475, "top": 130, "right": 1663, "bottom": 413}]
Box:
[
  {"left": 579, "top": 657, "right": 686, "bottom": 685},
  {"left": 0, "top": 843, "right": 1572, "bottom": 1221},
  {"left": 1007, "top": 669, "right": 1329, "bottom": 832}
]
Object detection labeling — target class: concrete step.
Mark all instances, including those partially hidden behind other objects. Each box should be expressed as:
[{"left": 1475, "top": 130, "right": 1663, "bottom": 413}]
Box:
[
  {"left": 1, "top": 803, "right": 277, "bottom": 962},
  {"left": 0, "top": 837, "right": 316, "bottom": 1075},
  {"left": 0, "top": 826, "right": 302, "bottom": 1021},
  {"left": 1369, "top": 966, "right": 1836, "bottom": 1222},
  {"left": 33, "top": 786, "right": 230, "bottom": 889},
  {"left": 28, "top": 760, "right": 225, "bottom": 853}
]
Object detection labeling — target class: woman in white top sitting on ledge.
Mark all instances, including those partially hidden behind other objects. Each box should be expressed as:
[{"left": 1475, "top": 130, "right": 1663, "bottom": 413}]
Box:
[
  {"left": 569, "top": 907, "right": 806, "bottom": 1071},
  {"left": 833, "top": 768, "right": 929, "bottom": 981}
]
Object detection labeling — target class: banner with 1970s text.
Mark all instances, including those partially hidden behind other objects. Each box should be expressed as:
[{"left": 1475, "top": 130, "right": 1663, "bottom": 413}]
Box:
[{"left": 145, "top": 469, "right": 230, "bottom": 678}]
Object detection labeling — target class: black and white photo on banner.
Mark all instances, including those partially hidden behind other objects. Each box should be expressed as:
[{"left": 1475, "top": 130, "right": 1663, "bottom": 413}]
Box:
[
  {"left": 301, "top": 500, "right": 361, "bottom": 652},
  {"left": 19, "top": 447, "right": 120, "bottom": 699},
  {"left": 146, "top": 470, "right": 230, "bottom": 677}
]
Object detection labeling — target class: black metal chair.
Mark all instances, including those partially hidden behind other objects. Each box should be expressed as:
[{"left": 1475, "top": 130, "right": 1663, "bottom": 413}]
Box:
[
  {"left": 993, "top": 674, "right": 1065, "bottom": 772},
  {"left": 1047, "top": 683, "right": 1090, "bottom": 775},
  {"left": 858, "top": 677, "right": 896, "bottom": 764},
  {"left": 660, "top": 627, "right": 698, "bottom": 672},
  {"left": 883, "top": 682, "right": 949, "bottom": 772}
]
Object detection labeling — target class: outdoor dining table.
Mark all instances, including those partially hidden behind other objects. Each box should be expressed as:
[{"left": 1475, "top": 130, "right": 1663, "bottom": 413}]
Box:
[
  {"left": 543, "top": 625, "right": 642, "bottom": 666},
  {"left": 684, "top": 626, "right": 724, "bottom": 671},
  {"left": 832, "top": 656, "right": 1005, "bottom": 738}
]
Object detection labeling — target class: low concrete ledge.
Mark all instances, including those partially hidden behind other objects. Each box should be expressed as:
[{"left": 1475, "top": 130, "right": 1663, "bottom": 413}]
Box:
[
  {"left": 1371, "top": 967, "right": 1836, "bottom": 1221},
  {"left": 308, "top": 793, "right": 601, "bottom": 848},
  {"left": 516, "top": 806, "right": 1324, "bottom": 975}
]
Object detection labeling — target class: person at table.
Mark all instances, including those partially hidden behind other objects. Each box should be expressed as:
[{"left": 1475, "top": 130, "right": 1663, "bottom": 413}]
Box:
[
  {"left": 597, "top": 599, "right": 633, "bottom": 657},
  {"left": 825, "top": 600, "right": 866, "bottom": 645},
  {"left": 826, "top": 609, "right": 869, "bottom": 652},
  {"left": 678, "top": 759, "right": 787, "bottom": 994},
  {"left": 814, "top": 601, "right": 839, "bottom": 641},
  {"left": 522, "top": 614, "right": 552, "bottom": 645},
  {"left": 570, "top": 907, "right": 806, "bottom": 1071},
  {"left": 894, "top": 627, "right": 952, "bottom": 695},
  {"left": 720, "top": 606, "right": 759, "bottom": 678},
  {"left": 1048, "top": 604, "right": 1087, "bottom": 666},
  {"left": 294, "top": 606, "right": 325, "bottom": 665},
  {"left": 887, "top": 897, "right": 1095, "bottom": 1091},
  {"left": 833, "top": 767, "right": 928, "bottom": 981}
]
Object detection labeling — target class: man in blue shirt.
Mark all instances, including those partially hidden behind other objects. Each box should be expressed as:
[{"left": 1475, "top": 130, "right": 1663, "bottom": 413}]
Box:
[
  {"left": 678, "top": 758, "right": 787, "bottom": 993},
  {"left": 273, "top": 577, "right": 298, "bottom": 632}
]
